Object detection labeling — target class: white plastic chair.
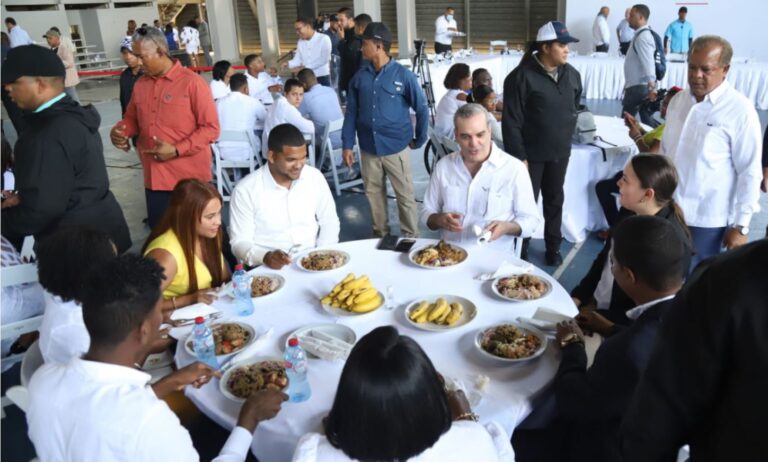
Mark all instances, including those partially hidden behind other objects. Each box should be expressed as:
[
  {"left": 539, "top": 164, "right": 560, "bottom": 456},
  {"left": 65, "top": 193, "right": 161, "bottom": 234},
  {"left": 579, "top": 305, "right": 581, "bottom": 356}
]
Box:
[
  {"left": 304, "top": 132, "right": 315, "bottom": 167},
  {"left": 211, "top": 130, "right": 261, "bottom": 201},
  {"left": 317, "top": 118, "right": 364, "bottom": 196}
]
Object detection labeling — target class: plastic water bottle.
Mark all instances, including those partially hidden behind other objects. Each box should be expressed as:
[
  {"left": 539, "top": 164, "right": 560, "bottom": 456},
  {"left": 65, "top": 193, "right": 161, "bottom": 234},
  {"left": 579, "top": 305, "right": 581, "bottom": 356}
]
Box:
[
  {"left": 192, "top": 317, "right": 219, "bottom": 369},
  {"left": 284, "top": 338, "right": 311, "bottom": 402},
  {"left": 232, "top": 263, "right": 255, "bottom": 316}
]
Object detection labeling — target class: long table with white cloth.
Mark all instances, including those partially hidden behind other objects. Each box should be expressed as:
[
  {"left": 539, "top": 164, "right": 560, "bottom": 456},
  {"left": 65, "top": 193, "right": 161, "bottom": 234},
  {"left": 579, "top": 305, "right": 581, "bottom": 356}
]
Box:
[
  {"left": 175, "top": 239, "right": 581, "bottom": 462},
  {"left": 427, "top": 52, "right": 768, "bottom": 109}
]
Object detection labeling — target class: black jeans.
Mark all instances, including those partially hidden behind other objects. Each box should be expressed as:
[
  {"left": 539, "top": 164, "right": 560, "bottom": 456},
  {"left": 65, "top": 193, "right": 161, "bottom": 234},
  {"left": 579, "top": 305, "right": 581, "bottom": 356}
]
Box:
[
  {"left": 595, "top": 44, "right": 609, "bottom": 53},
  {"left": 316, "top": 75, "right": 331, "bottom": 87},
  {"left": 619, "top": 42, "right": 630, "bottom": 56},
  {"left": 596, "top": 171, "right": 623, "bottom": 228},
  {"left": 435, "top": 42, "right": 452, "bottom": 54},
  {"left": 527, "top": 157, "right": 570, "bottom": 252},
  {"left": 622, "top": 84, "right": 657, "bottom": 127},
  {"left": 145, "top": 189, "right": 173, "bottom": 230}
]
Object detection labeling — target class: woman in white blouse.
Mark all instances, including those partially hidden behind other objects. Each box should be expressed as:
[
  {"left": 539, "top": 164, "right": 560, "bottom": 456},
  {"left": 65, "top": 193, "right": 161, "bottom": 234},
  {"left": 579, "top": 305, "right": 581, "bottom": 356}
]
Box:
[
  {"left": 262, "top": 78, "right": 315, "bottom": 158},
  {"left": 210, "top": 60, "right": 234, "bottom": 100},
  {"left": 180, "top": 20, "right": 200, "bottom": 67},
  {"left": 434, "top": 63, "right": 471, "bottom": 139},
  {"left": 292, "top": 326, "right": 514, "bottom": 462},
  {"left": 37, "top": 227, "right": 117, "bottom": 364}
]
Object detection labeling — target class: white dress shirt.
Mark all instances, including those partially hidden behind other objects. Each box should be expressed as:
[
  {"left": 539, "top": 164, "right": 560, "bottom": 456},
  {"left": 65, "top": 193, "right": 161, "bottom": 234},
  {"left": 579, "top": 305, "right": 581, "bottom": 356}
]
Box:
[
  {"left": 27, "top": 358, "right": 252, "bottom": 461},
  {"left": 661, "top": 81, "right": 763, "bottom": 228},
  {"left": 435, "top": 15, "right": 459, "bottom": 46},
  {"left": 229, "top": 164, "right": 340, "bottom": 266},
  {"left": 625, "top": 294, "right": 676, "bottom": 321},
  {"left": 9, "top": 25, "right": 33, "bottom": 47},
  {"left": 262, "top": 96, "right": 316, "bottom": 157},
  {"left": 210, "top": 79, "right": 231, "bottom": 100},
  {"left": 246, "top": 71, "right": 275, "bottom": 106},
  {"left": 434, "top": 89, "right": 466, "bottom": 139},
  {"left": 39, "top": 291, "right": 90, "bottom": 364},
  {"left": 299, "top": 83, "right": 343, "bottom": 150},
  {"left": 217, "top": 91, "right": 267, "bottom": 160},
  {"left": 291, "top": 420, "right": 514, "bottom": 462},
  {"left": 592, "top": 14, "right": 610, "bottom": 47},
  {"left": 287, "top": 31, "right": 332, "bottom": 78},
  {"left": 421, "top": 145, "right": 540, "bottom": 251}
]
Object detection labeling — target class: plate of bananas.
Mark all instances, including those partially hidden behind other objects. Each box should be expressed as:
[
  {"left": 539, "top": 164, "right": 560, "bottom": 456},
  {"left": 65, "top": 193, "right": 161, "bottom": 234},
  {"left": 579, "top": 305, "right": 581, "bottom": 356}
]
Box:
[
  {"left": 405, "top": 296, "right": 477, "bottom": 331},
  {"left": 320, "top": 273, "right": 385, "bottom": 316}
]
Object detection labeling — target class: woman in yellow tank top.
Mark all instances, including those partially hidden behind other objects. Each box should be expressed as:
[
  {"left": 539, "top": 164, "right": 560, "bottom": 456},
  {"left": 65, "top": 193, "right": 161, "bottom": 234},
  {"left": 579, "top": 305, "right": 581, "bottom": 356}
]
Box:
[{"left": 143, "top": 179, "right": 230, "bottom": 315}]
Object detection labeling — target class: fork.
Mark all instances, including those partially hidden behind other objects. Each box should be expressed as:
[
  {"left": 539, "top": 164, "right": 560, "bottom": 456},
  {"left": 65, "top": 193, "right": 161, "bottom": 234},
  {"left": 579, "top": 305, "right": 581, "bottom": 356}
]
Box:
[
  {"left": 170, "top": 311, "right": 223, "bottom": 327},
  {"left": 286, "top": 244, "right": 302, "bottom": 256}
]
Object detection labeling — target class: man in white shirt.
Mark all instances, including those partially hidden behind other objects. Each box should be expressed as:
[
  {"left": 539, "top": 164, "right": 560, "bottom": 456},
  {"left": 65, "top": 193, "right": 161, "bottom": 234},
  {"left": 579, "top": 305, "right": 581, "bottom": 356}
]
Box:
[
  {"left": 230, "top": 123, "right": 340, "bottom": 270},
  {"left": 434, "top": 7, "right": 461, "bottom": 54},
  {"left": 5, "top": 18, "right": 32, "bottom": 47},
  {"left": 422, "top": 103, "right": 539, "bottom": 252},
  {"left": 27, "top": 254, "right": 287, "bottom": 462},
  {"left": 283, "top": 17, "right": 333, "bottom": 86},
  {"left": 261, "top": 79, "right": 315, "bottom": 158},
  {"left": 216, "top": 73, "right": 267, "bottom": 161},
  {"left": 592, "top": 6, "right": 610, "bottom": 52},
  {"left": 297, "top": 68, "right": 343, "bottom": 162},
  {"left": 661, "top": 35, "right": 762, "bottom": 268},
  {"left": 245, "top": 53, "right": 281, "bottom": 107}
]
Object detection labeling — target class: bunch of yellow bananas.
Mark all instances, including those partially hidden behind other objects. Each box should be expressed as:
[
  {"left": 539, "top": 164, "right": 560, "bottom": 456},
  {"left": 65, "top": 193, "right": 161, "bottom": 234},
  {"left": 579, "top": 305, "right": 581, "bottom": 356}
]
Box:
[
  {"left": 320, "top": 273, "right": 382, "bottom": 313},
  {"left": 408, "top": 298, "right": 464, "bottom": 326}
]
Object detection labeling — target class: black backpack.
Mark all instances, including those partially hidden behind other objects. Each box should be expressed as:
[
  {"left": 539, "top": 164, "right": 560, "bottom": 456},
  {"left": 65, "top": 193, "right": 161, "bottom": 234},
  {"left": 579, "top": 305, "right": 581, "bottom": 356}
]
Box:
[{"left": 633, "top": 27, "right": 667, "bottom": 81}]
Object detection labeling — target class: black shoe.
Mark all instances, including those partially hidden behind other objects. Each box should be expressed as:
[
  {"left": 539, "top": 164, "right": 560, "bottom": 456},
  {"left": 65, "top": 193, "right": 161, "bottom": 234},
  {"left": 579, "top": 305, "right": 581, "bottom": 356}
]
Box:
[{"left": 545, "top": 250, "right": 563, "bottom": 266}]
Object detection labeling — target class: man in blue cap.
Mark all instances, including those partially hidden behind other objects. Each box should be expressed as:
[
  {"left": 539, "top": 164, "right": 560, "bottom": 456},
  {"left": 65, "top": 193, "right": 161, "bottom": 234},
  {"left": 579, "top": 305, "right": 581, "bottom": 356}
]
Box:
[
  {"left": 1, "top": 45, "right": 131, "bottom": 253},
  {"left": 341, "top": 22, "right": 429, "bottom": 238}
]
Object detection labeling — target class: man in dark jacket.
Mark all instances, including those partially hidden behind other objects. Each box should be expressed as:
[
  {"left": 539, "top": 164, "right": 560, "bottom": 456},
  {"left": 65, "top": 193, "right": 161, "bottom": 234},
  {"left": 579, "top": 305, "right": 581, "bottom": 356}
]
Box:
[
  {"left": 338, "top": 13, "right": 370, "bottom": 95},
  {"left": 502, "top": 21, "right": 583, "bottom": 265},
  {"left": 621, "top": 239, "right": 768, "bottom": 461},
  {"left": 1, "top": 45, "right": 131, "bottom": 253},
  {"left": 512, "top": 215, "right": 690, "bottom": 462}
]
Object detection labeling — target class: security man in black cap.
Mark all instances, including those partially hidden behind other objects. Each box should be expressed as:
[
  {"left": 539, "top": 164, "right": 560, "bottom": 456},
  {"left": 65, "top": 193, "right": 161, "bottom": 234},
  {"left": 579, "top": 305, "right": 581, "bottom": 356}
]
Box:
[{"left": 1, "top": 45, "right": 131, "bottom": 253}]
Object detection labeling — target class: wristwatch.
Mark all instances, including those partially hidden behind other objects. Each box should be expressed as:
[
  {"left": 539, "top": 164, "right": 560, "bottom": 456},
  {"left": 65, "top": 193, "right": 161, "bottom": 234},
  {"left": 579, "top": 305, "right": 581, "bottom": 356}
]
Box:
[
  {"left": 734, "top": 225, "right": 749, "bottom": 236},
  {"left": 559, "top": 332, "right": 584, "bottom": 348}
]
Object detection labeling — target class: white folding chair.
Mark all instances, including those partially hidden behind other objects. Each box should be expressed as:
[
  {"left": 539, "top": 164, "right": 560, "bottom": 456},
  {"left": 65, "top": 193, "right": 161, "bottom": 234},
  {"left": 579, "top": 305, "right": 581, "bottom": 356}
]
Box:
[
  {"left": 317, "top": 118, "right": 364, "bottom": 196},
  {"left": 211, "top": 130, "right": 261, "bottom": 201},
  {"left": 303, "top": 133, "right": 315, "bottom": 167}
]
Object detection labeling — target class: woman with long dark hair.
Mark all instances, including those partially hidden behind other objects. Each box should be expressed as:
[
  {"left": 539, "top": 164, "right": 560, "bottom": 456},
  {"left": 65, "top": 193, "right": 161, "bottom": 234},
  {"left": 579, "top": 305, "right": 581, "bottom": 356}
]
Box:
[
  {"left": 210, "top": 60, "right": 234, "bottom": 100},
  {"left": 502, "top": 21, "right": 583, "bottom": 266},
  {"left": 571, "top": 154, "right": 692, "bottom": 329},
  {"left": 434, "top": 63, "right": 471, "bottom": 138},
  {"left": 143, "top": 179, "right": 229, "bottom": 314},
  {"left": 292, "top": 326, "right": 513, "bottom": 461}
]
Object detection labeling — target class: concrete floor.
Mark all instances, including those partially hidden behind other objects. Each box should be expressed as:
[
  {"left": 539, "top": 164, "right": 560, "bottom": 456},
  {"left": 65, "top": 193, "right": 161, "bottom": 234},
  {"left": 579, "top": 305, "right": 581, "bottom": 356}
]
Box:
[{"left": 2, "top": 76, "right": 767, "bottom": 461}]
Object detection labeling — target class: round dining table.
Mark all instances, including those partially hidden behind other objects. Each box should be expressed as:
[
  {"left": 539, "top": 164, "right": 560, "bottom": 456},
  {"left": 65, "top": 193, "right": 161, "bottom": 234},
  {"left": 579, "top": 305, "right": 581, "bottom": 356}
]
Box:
[{"left": 175, "top": 238, "right": 579, "bottom": 462}]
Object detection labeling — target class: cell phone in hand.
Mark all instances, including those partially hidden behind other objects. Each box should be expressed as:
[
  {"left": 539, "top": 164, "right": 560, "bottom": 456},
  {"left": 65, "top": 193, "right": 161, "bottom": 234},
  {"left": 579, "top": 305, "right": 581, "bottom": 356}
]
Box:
[
  {"left": 377, "top": 235, "right": 400, "bottom": 251},
  {"left": 395, "top": 239, "right": 416, "bottom": 253}
]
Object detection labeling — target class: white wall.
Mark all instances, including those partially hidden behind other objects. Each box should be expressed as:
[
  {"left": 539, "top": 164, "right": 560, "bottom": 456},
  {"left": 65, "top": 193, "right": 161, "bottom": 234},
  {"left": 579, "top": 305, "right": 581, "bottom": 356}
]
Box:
[
  {"left": 565, "top": 0, "right": 768, "bottom": 61},
  {"left": 0, "top": 7, "right": 69, "bottom": 46}
]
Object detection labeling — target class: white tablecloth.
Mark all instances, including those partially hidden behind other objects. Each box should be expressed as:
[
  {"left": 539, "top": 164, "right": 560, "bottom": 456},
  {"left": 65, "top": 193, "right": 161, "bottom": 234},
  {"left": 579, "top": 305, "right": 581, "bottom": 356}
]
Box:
[
  {"left": 548, "top": 115, "right": 637, "bottom": 243},
  {"left": 427, "top": 53, "right": 768, "bottom": 109},
  {"left": 175, "top": 239, "right": 578, "bottom": 462}
]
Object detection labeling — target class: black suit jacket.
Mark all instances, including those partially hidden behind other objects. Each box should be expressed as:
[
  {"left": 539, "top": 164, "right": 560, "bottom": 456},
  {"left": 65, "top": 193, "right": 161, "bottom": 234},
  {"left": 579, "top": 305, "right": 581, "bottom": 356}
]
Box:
[
  {"left": 551, "top": 299, "right": 673, "bottom": 462},
  {"left": 621, "top": 240, "right": 768, "bottom": 462}
]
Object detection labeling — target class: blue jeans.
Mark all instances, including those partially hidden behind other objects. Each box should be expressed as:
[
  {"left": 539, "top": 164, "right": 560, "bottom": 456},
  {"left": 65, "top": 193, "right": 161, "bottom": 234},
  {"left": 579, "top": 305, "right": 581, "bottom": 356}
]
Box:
[{"left": 689, "top": 226, "right": 726, "bottom": 270}]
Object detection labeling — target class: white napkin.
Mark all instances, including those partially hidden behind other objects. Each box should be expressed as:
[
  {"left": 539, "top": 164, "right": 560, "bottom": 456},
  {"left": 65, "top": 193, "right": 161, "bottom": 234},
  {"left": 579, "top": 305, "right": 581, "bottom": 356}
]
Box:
[
  {"left": 472, "top": 224, "right": 493, "bottom": 245},
  {"left": 219, "top": 327, "right": 274, "bottom": 371},
  {"left": 492, "top": 258, "right": 533, "bottom": 278},
  {"left": 517, "top": 307, "right": 571, "bottom": 334},
  {"left": 167, "top": 303, "right": 220, "bottom": 340}
]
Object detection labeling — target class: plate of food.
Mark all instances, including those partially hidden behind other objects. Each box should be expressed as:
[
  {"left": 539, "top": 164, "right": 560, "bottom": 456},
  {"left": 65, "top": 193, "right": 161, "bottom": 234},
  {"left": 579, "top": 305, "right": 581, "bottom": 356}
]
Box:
[
  {"left": 250, "top": 273, "right": 285, "bottom": 298},
  {"left": 184, "top": 321, "right": 256, "bottom": 360},
  {"left": 297, "top": 249, "right": 350, "bottom": 272},
  {"left": 475, "top": 322, "right": 548, "bottom": 363},
  {"left": 404, "top": 295, "right": 477, "bottom": 331},
  {"left": 409, "top": 240, "right": 468, "bottom": 269},
  {"left": 492, "top": 274, "right": 552, "bottom": 302},
  {"left": 219, "top": 357, "right": 289, "bottom": 402},
  {"left": 287, "top": 324, "right": 356, "bottom": 359}
]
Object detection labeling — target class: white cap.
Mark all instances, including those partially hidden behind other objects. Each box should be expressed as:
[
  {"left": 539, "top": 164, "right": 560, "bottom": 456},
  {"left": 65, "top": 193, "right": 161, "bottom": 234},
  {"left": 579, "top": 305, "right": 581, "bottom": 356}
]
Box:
[{"left": 536, "top": 22, "right": 558, "bottom": 42}]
